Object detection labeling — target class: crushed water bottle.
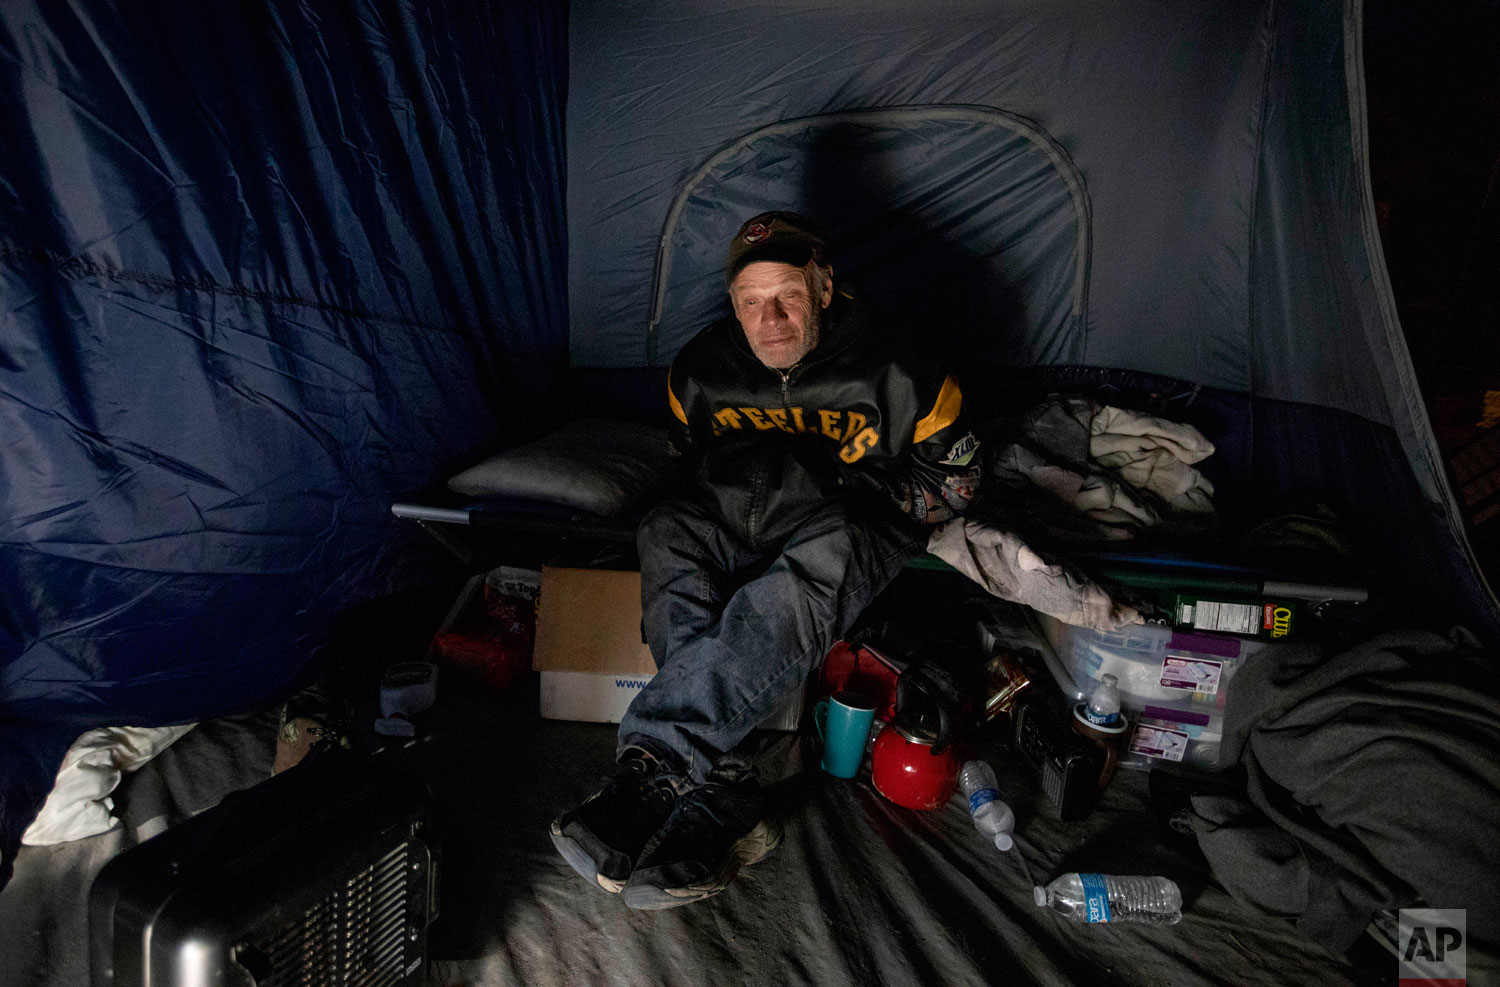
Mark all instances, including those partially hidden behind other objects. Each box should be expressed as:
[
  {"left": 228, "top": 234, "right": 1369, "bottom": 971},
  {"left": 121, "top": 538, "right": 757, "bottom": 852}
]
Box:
[
  {"left": 1033, "top": 872, "right": 1182, "bottom": 924},
  {"left": 1083, "top": 673, "right": 1122, "bottom": 727},
  {"left": 958, "top": 760, "right": 1015, "bottom": 851}
]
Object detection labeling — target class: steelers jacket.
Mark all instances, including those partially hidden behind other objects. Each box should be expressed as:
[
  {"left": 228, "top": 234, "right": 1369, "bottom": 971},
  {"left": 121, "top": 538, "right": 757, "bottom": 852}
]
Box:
[{"left": 665, "top": 282, "right": 981, "bottom": 548}]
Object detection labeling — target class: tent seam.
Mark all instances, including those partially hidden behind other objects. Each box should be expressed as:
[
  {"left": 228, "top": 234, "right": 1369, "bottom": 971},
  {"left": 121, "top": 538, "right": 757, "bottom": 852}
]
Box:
[
  {"left": 1244, "top": 0, "right": 1277, "bottom": 402},
  {"left": 646, "top": 105, "right": 1090, "bottom": 367},
  {"left": 1241, "top": 0, "right": 1279, "bottom": 525}
]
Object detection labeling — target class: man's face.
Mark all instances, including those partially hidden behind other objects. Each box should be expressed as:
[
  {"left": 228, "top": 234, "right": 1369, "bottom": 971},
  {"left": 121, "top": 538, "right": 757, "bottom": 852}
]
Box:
[{"left": 729, "top": 261, "right": 834, "bottom": 370}]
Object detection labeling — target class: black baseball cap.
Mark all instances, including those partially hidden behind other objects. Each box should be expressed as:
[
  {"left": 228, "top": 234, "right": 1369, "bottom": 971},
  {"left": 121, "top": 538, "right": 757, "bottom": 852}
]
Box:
[{"left": 725, "top": 211, "right": 830, "bottom": 285}]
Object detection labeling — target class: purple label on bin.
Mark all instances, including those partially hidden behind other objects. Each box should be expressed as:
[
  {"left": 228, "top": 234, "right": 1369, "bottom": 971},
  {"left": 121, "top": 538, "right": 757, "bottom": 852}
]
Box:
[
  {"left": 1129, "top": 723, "right": 1189, "bottom": 761},
  {"left": 1080, "top": 872, "right": 1111, "bottom": 923},
  {"left": 1160, "top": 656, "right": 1223, "bottom": 694},
  {"left": 1168, "top": 631, "right": 1240, "bottom": 658},
  {"left": 1142, "top": 705, "right": 1212, "bottom": 727}
]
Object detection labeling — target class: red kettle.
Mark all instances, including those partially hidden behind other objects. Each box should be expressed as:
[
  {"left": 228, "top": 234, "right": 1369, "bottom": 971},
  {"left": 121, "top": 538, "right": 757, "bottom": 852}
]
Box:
[{"left": 871, "top": 664, "right": 963, "bottom": 810}]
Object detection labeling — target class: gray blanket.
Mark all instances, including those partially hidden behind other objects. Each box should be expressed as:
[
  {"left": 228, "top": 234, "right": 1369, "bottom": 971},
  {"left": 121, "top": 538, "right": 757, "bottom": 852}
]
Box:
[
  {"left": 3, "top": 682, "right": 1385, "bottom": 987},
  {"left": 1194, "top": 629, "right": 1500, "bottom": 963}
]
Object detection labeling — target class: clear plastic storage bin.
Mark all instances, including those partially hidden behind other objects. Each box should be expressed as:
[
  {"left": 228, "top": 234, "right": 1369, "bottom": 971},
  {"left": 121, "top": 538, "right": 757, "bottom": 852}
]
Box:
[{"left": 1033, "top": 614, "right": 1269, "bottom": 770}]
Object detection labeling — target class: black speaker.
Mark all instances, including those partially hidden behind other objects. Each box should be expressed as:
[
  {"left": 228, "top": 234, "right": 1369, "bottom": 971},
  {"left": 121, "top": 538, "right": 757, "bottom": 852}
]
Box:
[
  {"left": 90, "top": 746, "right": 438, "bottom": 987},
  {"left": 1012, "top": 693, "right": 1105, "bottom": 822}
]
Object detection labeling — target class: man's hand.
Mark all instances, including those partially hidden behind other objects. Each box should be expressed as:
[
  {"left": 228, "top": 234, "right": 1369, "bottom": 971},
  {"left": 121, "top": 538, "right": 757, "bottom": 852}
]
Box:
[
  {"left": 822, "top": 437, "right": 981, "bottom": 525},
  {"left": 830, "top": 455, "right": 909, "bottom": 511},
  {"left": 834, "top": 456, "right": 973, "bottom": 524}
]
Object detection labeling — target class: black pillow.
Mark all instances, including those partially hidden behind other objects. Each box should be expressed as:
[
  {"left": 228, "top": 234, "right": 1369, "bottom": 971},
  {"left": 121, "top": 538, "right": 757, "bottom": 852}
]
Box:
[{"left": 446, "top": 419, "right": 675, "bottom": 517}]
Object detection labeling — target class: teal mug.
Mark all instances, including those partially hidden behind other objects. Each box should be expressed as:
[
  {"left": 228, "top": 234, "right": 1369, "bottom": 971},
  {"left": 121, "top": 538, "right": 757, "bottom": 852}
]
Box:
[{"left": 813, "top": 691, "right": 877, "bottom": 778}]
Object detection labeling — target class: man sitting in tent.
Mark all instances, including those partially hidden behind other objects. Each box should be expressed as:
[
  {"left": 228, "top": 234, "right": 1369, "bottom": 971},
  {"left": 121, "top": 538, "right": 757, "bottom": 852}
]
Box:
[{"left": 550, "top": 212, "right": 982, "bottom": 909}]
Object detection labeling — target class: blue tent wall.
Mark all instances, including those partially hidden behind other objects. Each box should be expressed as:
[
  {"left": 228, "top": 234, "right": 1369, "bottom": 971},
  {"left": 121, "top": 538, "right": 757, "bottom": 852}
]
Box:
[
  {"left": 0, "top": 1, "right": 569, "bottom": 876},
  {"left": 2, "top": 0, "right": 1496, "bottom": 894},
  {"left": 1248, "top": 0, "right": 1499, "bottom": 646},
  {"left": 566, "top": 0, "right": 1499, "bottom": 640},
  {"left": 566, "top": 0, "right": 1275, "bottom": 376}
]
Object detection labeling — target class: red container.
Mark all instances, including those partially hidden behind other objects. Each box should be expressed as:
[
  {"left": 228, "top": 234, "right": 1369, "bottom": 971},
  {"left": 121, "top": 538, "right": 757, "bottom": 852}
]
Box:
[
  {"left": 430, "top": 588, "right": 535, "bottom": 691},
  {"left": 817, "top": 641, "right": 902, "bottom": 722},
  {"left": 871, "top": 721, "right": 960, "bottom": 811}
]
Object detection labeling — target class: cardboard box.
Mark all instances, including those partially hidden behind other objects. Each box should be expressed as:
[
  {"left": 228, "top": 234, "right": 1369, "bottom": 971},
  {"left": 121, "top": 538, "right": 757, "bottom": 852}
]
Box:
[
  {"left": 533, "top": 566, "right": 803, "bottom": 730},
  {"left": 533, "top": 567, "right": 654, "bottom": 676}
]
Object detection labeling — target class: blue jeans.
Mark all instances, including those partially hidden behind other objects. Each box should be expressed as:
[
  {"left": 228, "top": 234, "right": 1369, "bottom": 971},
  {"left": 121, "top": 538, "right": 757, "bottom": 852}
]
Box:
[{"left": 618, "top": 493, "right": 924, "bottom": 786}]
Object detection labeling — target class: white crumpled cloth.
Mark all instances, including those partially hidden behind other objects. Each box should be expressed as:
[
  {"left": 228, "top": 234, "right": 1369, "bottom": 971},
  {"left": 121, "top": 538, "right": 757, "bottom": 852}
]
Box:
[
  {"left": 21, "top": 723, "right": 196, "bottom": 846},
  {"left": 989, "top": 398, "right": 1217, "bottom": 539},
  {"left": 1088, "top": 404, "right": 1216, "bottom": 516},
  {"left": 928, "top": 519, "right": 1141, "bottom": 631}
]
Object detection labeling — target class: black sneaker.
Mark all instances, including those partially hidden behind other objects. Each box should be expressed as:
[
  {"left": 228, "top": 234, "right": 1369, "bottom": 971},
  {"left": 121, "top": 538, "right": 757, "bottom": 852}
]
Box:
[
  {"left": 621, "top": 779, "right": 782, "bottom": 910},
  {"left": 550, "top": 756, "right": 679, "bottom": 893}
]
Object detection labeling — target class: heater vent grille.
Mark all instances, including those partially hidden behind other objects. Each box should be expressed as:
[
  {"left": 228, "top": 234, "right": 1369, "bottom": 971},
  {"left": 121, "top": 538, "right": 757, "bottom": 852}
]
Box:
[{"left": 237, "top": 840, "right": 417, "bottom": 987}]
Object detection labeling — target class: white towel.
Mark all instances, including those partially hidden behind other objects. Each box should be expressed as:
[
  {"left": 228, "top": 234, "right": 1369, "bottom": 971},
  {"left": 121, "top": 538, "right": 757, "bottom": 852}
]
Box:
[{"left": 21, "top": 723, "right": 196, "bottom": 845}]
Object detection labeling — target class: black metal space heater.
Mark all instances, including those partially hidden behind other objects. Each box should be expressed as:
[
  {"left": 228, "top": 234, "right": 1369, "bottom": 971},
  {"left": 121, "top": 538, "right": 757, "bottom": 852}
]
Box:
[{"left": 89, "top": 747, "right": 438, "bottom": 987}]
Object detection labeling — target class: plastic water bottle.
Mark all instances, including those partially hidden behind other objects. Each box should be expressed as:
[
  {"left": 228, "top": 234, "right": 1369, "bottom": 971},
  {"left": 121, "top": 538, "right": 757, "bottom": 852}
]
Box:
[
  {"left": 958, "top": 760, "right": 1015, "bottom": 851},
  {"left": 1084, "top": 673, "right": 1121, "bottom": 727},
  {"left": 1033, "top": 872, "right": 1182, "bottom": 924}
]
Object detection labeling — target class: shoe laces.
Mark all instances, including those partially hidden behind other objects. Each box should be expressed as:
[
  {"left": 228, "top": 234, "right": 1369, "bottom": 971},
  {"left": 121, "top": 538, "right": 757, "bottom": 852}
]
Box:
[
  {"left": 598, "top": 758, "right": 676, "bottom": 809},
  {"left": 665, "top": 784, "right": 759, "bottom": 847}
]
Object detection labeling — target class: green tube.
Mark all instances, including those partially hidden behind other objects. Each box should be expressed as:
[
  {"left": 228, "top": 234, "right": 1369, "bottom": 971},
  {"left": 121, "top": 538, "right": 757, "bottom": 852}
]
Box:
[{"left": 1088, "top": 566, "right": 1263, "bottom": 596}]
